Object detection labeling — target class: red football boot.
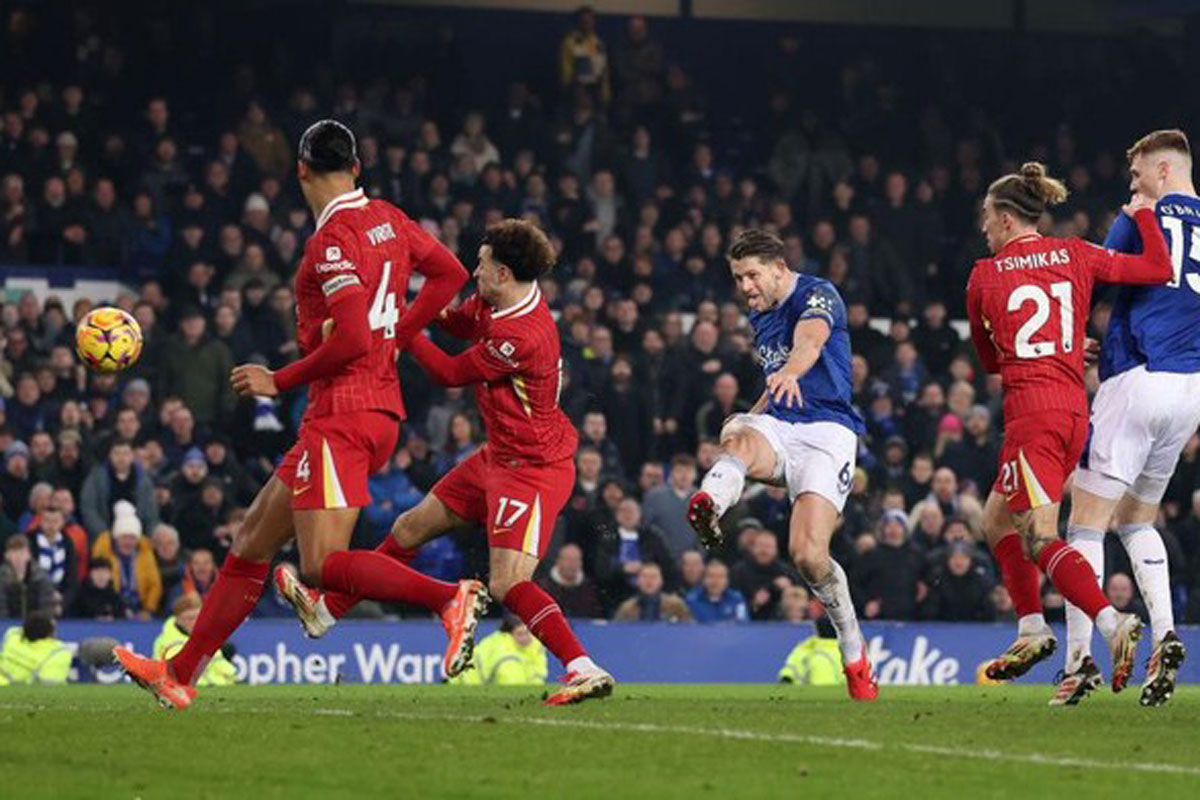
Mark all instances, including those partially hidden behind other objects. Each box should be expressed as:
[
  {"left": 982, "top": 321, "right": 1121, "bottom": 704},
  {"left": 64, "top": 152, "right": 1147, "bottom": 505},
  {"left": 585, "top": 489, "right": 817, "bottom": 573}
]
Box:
[
  {"left": 843, "top": 654, "right": 879, "bottom": 701},
  {"left": 441, "top": 579, "right": 489, "bottom": 679},
  {"left": 114, "top": 647, "right": 197, "bottom": 710}
]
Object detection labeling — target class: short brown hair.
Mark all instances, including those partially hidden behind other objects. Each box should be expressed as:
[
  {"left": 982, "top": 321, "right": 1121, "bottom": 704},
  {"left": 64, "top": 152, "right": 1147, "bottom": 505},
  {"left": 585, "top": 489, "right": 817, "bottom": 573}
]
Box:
[
  {"left": 727, "top": 228, "right": 785, "bottom": 263},
  {"left": 987, "top": 162, "right": 1068, "bottom": 223},
  {"left": 482, "top": 219, "right": 556, "bottom": 282},
  {"left": 1126, "top": 129, "right": 1191, "bottom": 162}
]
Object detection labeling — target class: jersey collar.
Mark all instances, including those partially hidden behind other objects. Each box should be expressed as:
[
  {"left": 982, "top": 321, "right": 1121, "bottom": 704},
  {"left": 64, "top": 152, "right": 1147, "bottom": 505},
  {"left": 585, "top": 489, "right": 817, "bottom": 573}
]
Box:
[
  {"left": 1003, "top": 233, "right": 1043, "bottom": 250},
  {"left": 315, "top": 188, "right": 368, "bottom": 231},
  {"left": 492, "top": 283, "right": 541, "bottom": 321}
]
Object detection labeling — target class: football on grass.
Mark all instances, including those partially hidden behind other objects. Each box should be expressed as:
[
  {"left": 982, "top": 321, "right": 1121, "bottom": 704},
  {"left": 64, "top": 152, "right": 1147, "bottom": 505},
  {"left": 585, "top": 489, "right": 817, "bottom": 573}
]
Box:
[{"left": 75, "top": 306, "right": 144, "bottom": 373}]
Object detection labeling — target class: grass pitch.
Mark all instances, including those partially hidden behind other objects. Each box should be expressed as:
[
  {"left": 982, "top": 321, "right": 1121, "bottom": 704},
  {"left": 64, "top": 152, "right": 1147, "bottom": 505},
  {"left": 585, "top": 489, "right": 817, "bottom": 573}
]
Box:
[{"left": 1, "top": 684, "right": 1196, "bottom": 799}]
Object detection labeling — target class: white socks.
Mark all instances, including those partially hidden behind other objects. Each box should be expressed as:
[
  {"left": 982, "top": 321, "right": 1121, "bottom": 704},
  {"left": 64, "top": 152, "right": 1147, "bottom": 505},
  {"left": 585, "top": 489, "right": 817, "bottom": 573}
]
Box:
[
  {"left": 1118, "top": 523, "right": 1173, "bottom": 645},
  {"left": 567, "top": 656, "right": 599, "bottom": 675},
  {"left": 700, "top": 455, "right": 748, "bottom": 515},
  {"left": 808, "top": 561, "right": 864, "bottom": 663},
  {"left": 1064, "top": 524, "right": 1104, "bottom": 671},
  {"left": 1017, "top": 613, "right": 1048, "bottom": 636}
]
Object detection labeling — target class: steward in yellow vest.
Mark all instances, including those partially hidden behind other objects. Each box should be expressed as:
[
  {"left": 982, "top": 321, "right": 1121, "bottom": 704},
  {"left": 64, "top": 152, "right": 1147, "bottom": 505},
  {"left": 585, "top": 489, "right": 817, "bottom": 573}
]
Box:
[
  {"left": 449, "top": 618, "right": 547, "bottom": 686},
  {"left": 0, "top": 611, "right": 72, "bottom": 685},
  {"left": 153, "top": 593, "right": 237, "bottom": 686}
]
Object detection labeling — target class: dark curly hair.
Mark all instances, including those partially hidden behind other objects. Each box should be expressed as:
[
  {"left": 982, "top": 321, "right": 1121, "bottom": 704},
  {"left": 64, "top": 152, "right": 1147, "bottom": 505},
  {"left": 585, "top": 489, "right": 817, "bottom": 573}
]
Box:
[{"left": 482, "top": 219, "right": 556, "bottom": 282}]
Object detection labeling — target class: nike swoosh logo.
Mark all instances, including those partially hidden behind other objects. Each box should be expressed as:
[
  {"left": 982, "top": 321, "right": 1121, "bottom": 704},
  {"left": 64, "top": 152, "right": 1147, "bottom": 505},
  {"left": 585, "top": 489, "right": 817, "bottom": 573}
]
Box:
[
  {"left": 294, "top": 485, "right": 311, "bottom": 496},
  {"left": 1143, "top": 559, "right": 1166, "bottom": 565}
]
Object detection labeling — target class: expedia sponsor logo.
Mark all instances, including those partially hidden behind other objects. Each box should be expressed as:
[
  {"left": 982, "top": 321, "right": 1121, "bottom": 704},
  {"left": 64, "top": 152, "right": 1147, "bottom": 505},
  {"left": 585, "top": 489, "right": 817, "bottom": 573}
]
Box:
[{"left": 315, "top": 260, "right": 357, "bottom": 273}]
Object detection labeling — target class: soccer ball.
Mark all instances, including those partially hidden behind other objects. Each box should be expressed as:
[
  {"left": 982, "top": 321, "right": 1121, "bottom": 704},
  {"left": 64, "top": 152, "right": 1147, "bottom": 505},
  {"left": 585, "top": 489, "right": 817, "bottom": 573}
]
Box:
[{"left": 75, "top": 306, "right": 144, "bottom": 373}]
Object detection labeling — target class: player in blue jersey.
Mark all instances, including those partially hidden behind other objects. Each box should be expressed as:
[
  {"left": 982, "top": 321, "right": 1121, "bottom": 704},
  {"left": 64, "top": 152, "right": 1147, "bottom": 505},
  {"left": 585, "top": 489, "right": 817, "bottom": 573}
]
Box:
[
  {"left": 1045, "top": 130, "right": 1199, "bottom": 707},
  {"left": 686, "top": 229, "right": 877, "bottom": 701}
]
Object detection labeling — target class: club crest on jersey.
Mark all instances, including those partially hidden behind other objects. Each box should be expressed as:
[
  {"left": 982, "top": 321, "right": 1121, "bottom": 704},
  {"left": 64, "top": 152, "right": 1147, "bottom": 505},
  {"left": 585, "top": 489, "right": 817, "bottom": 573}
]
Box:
[{"left": 485, "top": 339, "right": 519, "bottom": 368}]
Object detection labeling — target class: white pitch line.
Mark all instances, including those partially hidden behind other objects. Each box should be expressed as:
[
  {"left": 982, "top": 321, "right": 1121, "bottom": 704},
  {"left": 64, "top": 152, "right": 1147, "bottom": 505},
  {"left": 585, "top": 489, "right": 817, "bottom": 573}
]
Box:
[{"left": 6, "top": 701, "right": 1200, "bottom": 777}]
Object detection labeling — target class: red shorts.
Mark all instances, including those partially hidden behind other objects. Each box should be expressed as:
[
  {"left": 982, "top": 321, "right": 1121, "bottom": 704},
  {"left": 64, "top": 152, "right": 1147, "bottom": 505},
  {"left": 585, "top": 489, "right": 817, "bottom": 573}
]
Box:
[
  {"left": 276, "top": 410, "right": 400, "bottom": 510},
  {"left": 432, "top": 446, "right": 574, "bottom": 560},
  {"left": 994, "top": 411, "right": 1089, "bottom": 513}
]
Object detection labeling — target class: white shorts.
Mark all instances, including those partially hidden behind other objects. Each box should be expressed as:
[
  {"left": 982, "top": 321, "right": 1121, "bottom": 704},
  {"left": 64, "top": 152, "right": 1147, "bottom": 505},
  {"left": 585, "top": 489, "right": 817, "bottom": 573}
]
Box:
[
  {"left": 1075, "top": 365, "right": 1200, "bottom": 504},
  {"left": 724, "top": 414, "right": 858, "bottom": 511}
]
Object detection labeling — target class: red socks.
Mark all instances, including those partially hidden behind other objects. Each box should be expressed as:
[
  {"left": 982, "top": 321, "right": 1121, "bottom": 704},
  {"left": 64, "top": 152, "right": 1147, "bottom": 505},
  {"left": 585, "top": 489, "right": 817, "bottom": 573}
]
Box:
[
  {"left": 503, "top": 581, "right": 587, "bottom": 667},
  {"left": 169, "top": 553, "right": 269, "bottom": 685},
  {"left": 319, "top": 549, "right": 457, "bottom": 612},
  {"left": 323, "top": 537, "right": 422, "bottom": 618},
  {"left": 993, "top": 532, "right": 1043, "bottom": 617},
  {"left": 1037, "top": 539, "right": 1110, "bottom": 619}
]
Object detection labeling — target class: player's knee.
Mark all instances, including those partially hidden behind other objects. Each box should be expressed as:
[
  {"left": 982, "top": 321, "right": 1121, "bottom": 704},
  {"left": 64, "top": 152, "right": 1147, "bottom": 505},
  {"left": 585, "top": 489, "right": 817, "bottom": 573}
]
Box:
[
  {"left": 488, "top": 575, "right": 516, "bottom": 603},
  {"left": 719, "top": 429, "right": 755, "bottom": 462},
  {"left": 391, "top": 512, "right": 422, "bottom": 550},
  {"left": 791, "top": 542, "right": 830, "bottom": 584}
]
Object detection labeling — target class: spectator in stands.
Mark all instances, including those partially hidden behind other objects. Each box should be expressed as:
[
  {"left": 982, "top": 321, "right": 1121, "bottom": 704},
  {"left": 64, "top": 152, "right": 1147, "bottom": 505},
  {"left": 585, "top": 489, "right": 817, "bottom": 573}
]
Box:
[
  {"left": 0, "top": 441, "right": 33, "bottom": 521},
  {"left": 920, "top": 542, "right": 995, "bottom": 621},
  {"left": 678, "top": 549, "right": 705, "bottom": 594},
  {"left": 27, "top": 504, "right": 77, "bottom": 611},
  {"left": 559, "top": 6, "right": 610, "bottom": 106},
  {"left": 641, "top": 453, "right": 699, "bottom": 562},
  {"left": 730, "top": 528, "right": 797, "bottom": 621},
  {"left": 1105, "top": 573, "right": 1149, "bottom": 623},
  {"left": 579, "top": 410, "right": 622, "bottom": 478},
  {"left": 151, "top": 523, "right": 186, "bottom": 610},
  {"left": 160, "top": 307, "right": 235, "bottom": 428},
  {"left": 72, "top": 557, "right": 127, "bottom": 620},
  {"left": 182, "top": 548, "right": 217, "bottom": 598},
  {"left": 0, "top": 534, "right": 54, "bottom": 619},
  {"left": 79, "top": 439, "right": 158, "bottom": 536},
  {"left": 597, "top": 356, "right": 654, "bottom": 478},
  {"left": 613, "top": 561, "right": 691, "bottom": 622},
  {"left": 590, "top": 497, "right": 674, "bottom": 609},
  {"left": 91, "top": 500, "right": 161, "bottom": 619},
  {"left": 538, "top": 543, "right": 603, "bottom": 618},
  {"left": 686, "top": 559, "right": 748, "bottom": 622},
  {"left": 778, "top": 586, "right": 811, "bottom": 623},
  {"left": 909, "top": 467, "right": 983, "bottom": 535},
  {"left": 852, "top": 509, "right": 923, "bottom": 620},
  {"left": 940, "top": 405, "right": 998, "bottom": 494}
]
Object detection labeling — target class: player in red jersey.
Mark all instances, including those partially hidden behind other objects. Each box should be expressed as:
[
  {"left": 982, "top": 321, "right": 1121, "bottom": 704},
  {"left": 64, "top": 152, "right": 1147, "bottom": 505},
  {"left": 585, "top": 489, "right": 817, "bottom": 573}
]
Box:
[
  {"left": 114, "top": 120, "right": 486, "bottom": 709},
  {"left": 965, "top": 163, "right": 1172, "bottom": 702},
  {"left": 297, "top": 219, "right": 615, "bottom": 705}
]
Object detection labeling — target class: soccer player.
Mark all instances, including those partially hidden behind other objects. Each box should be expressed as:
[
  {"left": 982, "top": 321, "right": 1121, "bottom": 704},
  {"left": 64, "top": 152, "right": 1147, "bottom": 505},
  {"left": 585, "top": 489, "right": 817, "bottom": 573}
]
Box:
[
  {"left": 294, "top": 219, "right": 615, "bottom": 706},
  {"left": 115, "top": 120, "right": 485, "bottom": 709},
  {"left": 966, "top": 162, "right": 1173, "bottom": 705},
  {"left": 686, "top": 229, "right": 877, "bottom": 701},
  {"left": 1047, "top": 130, "right": 1200, "bottom": 706}
]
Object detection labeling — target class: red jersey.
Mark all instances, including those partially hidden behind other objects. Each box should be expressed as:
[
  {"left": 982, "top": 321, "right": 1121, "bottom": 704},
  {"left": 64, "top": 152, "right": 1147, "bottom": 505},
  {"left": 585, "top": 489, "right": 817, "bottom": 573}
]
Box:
[
  {"left": 423, "top": 285, "right": 578, "bottom": 466},
  {"left": 966, "top": 209, "right": 1171, "bottom": 421},
  {"left": 286, "top": 188, "right": 445, "bottom": 420}
]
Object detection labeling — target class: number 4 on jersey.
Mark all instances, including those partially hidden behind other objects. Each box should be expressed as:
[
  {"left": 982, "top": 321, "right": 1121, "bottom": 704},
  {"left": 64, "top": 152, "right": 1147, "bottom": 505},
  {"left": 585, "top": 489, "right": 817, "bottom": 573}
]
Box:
[{"left": 369, "top": 260, "right": 399, "bottom": 339}]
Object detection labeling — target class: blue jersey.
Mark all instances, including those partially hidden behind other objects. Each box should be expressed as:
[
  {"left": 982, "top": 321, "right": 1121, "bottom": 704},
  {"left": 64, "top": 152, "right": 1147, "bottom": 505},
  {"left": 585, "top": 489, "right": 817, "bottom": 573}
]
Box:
[
  {"left": 1100, "top": 193, "right": 1200, "bottom": 380},
  {"left": 749, "top": 274, "right": 865, "bottom": 434}
]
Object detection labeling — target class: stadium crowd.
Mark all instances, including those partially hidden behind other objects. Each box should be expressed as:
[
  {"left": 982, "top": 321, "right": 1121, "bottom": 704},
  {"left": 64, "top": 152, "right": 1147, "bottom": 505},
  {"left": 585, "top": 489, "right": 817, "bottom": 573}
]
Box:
[{"left": 2, "top": 5, "right": 1200, "bottom": 630}]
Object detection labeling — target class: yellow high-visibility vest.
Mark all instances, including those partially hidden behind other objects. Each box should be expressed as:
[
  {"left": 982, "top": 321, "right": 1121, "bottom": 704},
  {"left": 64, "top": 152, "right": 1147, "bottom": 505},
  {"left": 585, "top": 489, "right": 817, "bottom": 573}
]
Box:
[
  {"left": 0, "top": 626, "right": 72, "bottom": 685},
  {"left": 153, "top": 616, "right": 238, "bottom": 687},
  {"left": 449, "top": 630, "right": 547, "bottom": 686},
  {"left": 778, "top": 636, "right": 846, "bottom": 686}
]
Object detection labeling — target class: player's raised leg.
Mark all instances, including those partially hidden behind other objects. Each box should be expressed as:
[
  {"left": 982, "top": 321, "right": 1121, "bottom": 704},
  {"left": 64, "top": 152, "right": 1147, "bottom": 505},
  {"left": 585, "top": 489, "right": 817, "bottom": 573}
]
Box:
[
  {"left": 115, "top": 475, "right": 297, "bottom": 708},
  {"left": 981, "top": 494, "right": 1057, "bottom": 681},
  {"left": 790, "top": 491, "right": 876, "bottom": 701},
  {"left": 688, "top": 416, "right": 778, "bottom": 547},
  {"left": 288, "top": 490, "right": 488, "bottom": 678}
]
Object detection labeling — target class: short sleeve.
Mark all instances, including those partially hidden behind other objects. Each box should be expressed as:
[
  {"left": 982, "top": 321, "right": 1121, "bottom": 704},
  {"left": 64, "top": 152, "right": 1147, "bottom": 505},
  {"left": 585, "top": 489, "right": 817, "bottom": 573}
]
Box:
[
  {"left": 797, "top": 281, "right": 844, "bottom": 329},
  {"left": 308, "top": 226, "right": 366, "bottom": 303}
]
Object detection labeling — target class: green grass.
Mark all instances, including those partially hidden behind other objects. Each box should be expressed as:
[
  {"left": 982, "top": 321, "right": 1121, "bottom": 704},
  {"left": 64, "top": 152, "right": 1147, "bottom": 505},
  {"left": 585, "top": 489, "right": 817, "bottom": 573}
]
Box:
[{"left": 1, "top": 684, "right": 1197, "bottom": 799}]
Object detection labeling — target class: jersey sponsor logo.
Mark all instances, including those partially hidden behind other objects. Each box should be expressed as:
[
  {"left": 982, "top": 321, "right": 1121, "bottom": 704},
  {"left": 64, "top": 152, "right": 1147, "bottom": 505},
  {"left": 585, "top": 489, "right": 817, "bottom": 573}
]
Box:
[
  {"left": 315, "top": 259, "right": 357, "bottom": 273},
  {"left": 755, "top": 342, "right": 790, "bottom": 371},
  {"left": 321, "top": 273, "right": 362, "bottom": 297},
  {"left": 993, "top": 248, "right": 1071, "bottom": 272},
  {"left": 365, "top": 222, "right": 396, "bottom": 246},
  {"left": 325, "top": 246, "right": 342, "bottom": 261},
  {"left": 498, "top": 341, "right": 515, "bottom": 358}
]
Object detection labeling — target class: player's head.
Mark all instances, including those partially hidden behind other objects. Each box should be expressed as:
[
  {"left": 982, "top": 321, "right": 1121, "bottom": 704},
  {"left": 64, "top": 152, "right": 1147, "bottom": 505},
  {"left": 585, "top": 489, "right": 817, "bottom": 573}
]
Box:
[
  {"left": 296, "top": 119, "right": 360, "bottom": 192},
  {"left": 727, "top": 228, "right": 792, "bottom": 311},
  {"left": 475, "top": 219, "right": 556, "bottom": 302},
  {"left": 981, "top": 162, "right": 1067, "bottom": 253},
  {"left": 1126, "top": 129, "right": 1192, "bottom": 200}
]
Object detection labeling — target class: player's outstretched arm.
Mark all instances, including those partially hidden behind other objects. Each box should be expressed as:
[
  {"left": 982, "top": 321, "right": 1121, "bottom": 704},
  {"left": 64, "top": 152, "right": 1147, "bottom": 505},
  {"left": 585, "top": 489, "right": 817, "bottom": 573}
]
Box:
[
  {"left": 1089, "top": 205, "right": 1172, "bottom": 285},
  {"left": 765, "top": 318, "right": 829, "bottom": 408},
  {"left": 392, "top": 231, "right": 469, "bottom": 350},
  {"left": 408, "top": 334, "right": 511, "bottom": 388},
  {"left": 233, "top": 290, "right": 371, "bottom": 396}
]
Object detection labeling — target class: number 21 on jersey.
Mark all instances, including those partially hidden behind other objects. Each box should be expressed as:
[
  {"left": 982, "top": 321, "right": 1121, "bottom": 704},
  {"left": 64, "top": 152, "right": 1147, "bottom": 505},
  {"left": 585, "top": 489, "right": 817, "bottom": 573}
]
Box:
[{"left": 1007, "top": 281, "right": 1073, "bottom": 359}]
